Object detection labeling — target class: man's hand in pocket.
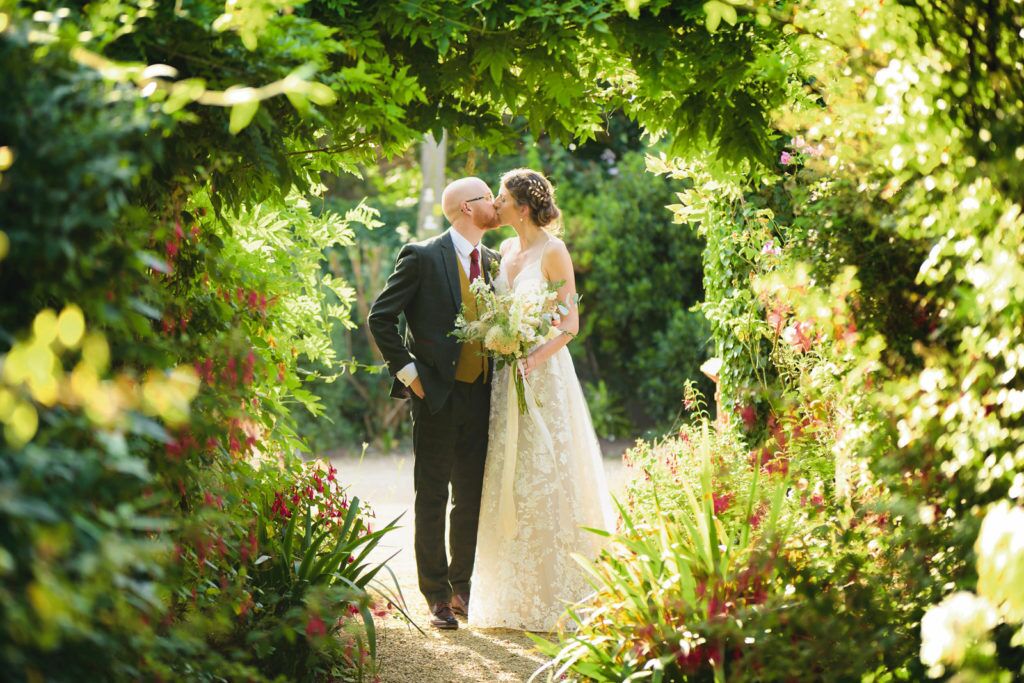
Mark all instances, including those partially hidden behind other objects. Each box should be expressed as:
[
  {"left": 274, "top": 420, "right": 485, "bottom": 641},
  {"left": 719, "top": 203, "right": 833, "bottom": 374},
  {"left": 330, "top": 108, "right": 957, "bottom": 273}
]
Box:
[{"left": 409, "top": 377, "right": 425, "bottom": 399}]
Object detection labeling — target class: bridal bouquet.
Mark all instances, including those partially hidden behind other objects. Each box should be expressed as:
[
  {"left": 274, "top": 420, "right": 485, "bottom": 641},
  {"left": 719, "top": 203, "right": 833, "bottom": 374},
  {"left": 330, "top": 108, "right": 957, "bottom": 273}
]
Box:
[{"left": 452, "top": 277, "right": 569, "bottom": 413}]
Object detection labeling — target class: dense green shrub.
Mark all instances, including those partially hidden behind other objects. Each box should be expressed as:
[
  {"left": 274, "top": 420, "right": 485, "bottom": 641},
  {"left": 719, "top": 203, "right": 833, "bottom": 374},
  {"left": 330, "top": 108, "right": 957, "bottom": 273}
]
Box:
[
  {"left": 0, "top": 6, "right": 393, "bottom": 679},
  {"left": 541, "top": 0, "right": 1024, "bottom": 680}
]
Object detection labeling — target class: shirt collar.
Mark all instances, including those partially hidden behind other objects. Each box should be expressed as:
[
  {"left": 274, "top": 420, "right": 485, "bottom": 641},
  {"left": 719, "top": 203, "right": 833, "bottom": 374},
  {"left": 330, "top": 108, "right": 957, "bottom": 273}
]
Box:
[{"left": 448, "top": 227, "right": 479, "bottom": 259}]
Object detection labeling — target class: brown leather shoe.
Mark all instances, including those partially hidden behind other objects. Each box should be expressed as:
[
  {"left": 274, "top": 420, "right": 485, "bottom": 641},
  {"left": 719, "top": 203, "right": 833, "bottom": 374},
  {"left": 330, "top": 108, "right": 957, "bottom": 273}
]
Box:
[
  {"left": 451, "top": 592, "right": 469, "bottom": 619},
  {"left": 429, "top": 602, "right": 458, "bottom": 630}
]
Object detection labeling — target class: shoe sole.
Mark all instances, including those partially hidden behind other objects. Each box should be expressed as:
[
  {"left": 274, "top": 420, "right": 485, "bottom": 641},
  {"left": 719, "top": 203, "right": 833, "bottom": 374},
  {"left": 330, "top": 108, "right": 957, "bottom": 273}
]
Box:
[{"left": 431, "top": 622, "right": 459, "bottom": 630}]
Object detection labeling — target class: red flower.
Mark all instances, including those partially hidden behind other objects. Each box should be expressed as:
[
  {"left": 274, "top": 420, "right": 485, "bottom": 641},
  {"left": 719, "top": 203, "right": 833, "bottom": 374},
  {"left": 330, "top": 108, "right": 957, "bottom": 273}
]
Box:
[
  {"left": 305, "top": 614, "right": 327, "bottom": 638},
  {"left": 676, "top": 644, "right": 706, "bottom": 673},
  {"left": 738, "top": 404, "right": 757, "bottom": 430},
  {"left": 271, "top": 492, "right": 292, "bottom": 519},
  {"left": 166, "top": 439, "right": 182, "bottom": 460},
  {"left": 712, "top": 492, "right": 733, "bottom": 515},
  {"left": 765, "top": 455, "right": 789, "bottom": 476}
]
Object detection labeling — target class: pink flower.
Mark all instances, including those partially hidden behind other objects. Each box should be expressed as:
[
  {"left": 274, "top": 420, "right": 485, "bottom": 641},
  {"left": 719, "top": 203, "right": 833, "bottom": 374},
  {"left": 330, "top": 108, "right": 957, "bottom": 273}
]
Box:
[
  {"left": 761, "top": 239, "right": 781, "bottom": 256},
  {"left": 779, "top": 151, "right": 793, "bottom": 165},
  {"left": 781, "top": 321, "right": 815, "bottom": 353}
]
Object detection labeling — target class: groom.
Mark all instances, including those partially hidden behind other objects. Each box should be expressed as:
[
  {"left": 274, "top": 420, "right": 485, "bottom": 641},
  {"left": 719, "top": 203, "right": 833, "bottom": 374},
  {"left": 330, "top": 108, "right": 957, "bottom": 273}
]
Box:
[{"left": 368, "top": 177, "right": 499, "bottom": 630}]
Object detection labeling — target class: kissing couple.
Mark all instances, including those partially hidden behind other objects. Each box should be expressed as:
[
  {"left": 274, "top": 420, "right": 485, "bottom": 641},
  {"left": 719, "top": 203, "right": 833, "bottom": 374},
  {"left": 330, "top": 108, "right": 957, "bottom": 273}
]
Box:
[{"left": 368, "top": 168, "right": 615, "bottom": 632}]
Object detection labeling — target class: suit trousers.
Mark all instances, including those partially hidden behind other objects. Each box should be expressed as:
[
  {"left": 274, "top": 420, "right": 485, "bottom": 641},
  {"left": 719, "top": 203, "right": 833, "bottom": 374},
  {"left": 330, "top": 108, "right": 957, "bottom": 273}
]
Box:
[{"left": 410, "top": 377, "right": 490, "bottom": 605}]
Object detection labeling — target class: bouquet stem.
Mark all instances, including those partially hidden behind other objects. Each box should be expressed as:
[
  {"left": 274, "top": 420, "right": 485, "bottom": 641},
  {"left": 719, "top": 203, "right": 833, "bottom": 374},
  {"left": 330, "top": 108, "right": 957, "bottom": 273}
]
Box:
[{"left": 514, "top": 364, "right": 528, "bottom": 415}]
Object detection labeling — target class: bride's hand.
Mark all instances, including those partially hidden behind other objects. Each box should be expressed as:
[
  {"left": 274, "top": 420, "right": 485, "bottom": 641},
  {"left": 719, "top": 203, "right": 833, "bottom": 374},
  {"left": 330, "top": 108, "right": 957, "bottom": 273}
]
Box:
[{"left": 519, "top": 353, "right": 539, "bottom": 377}]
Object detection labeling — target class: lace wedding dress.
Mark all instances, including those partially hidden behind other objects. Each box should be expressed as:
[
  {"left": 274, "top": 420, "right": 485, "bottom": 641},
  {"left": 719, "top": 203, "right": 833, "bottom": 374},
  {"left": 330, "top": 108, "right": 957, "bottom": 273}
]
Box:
[{"left": 468, "top": 250, "right": 616, "bottom": 632}]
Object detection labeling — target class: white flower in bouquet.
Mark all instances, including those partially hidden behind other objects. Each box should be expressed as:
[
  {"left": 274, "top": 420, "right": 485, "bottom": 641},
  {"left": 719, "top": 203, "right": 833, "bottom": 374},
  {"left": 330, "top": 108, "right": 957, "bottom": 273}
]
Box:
[
  {"left": 484, "top": 326, "right": 519, "bottom": 356},
  {"left": 975, "top": 501, "right": 1024, "bottom": 623},
  {"left": 919, "top": 591, "right": 997, "bottom": 675}
]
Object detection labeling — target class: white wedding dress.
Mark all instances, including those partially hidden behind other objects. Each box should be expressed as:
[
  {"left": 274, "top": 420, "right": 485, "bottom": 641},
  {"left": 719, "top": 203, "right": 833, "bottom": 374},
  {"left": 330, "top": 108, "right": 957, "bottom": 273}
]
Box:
[{"left": 468, "top": 249, "right": 616, "bottom": 632}]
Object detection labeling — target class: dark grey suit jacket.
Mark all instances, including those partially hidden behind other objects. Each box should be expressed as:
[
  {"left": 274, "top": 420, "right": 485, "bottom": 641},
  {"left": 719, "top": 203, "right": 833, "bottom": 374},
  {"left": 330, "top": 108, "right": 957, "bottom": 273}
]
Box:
[{"left": 368, "top": 230, "right": 499, "bottom": 414}]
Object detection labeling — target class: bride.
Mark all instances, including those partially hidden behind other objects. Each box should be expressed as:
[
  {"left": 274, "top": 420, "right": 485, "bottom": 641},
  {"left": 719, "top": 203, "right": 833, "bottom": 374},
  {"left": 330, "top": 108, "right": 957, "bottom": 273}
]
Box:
[{"left": 468, "top": 168, "right": 616, "bottom": 632}]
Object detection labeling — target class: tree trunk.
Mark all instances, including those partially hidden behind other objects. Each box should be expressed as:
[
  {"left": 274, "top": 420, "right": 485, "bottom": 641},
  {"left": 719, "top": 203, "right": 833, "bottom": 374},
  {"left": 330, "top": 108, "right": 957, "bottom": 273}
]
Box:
[{"left": 416, "top": 131, "right": 447, "bottom": 238}]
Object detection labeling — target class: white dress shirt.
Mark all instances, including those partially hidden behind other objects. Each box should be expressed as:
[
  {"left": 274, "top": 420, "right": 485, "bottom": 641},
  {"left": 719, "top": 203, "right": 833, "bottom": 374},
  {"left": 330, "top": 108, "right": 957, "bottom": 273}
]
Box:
[{"left": 396, "top": 228, "right": 481, "bottom": 387}]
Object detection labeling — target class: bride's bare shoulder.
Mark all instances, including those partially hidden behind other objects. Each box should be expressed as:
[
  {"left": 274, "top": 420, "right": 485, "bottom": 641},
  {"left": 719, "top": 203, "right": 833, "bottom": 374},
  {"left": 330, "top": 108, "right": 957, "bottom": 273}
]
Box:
[{"left": 542, "top": 237, "right": 571, "bottom": 261}]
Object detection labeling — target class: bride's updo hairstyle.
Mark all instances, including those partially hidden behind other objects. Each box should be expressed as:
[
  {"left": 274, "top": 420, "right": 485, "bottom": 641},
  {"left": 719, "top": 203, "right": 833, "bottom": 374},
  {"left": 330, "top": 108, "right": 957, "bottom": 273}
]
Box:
[{"left": 501, "top": 168, "right": 561, "bottom": 231}]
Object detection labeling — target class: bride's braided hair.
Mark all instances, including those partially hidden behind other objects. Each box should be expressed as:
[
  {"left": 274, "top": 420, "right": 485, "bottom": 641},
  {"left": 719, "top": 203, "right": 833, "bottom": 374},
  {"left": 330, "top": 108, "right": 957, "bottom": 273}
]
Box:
[{"left": 500, "top": 168, "right": 561, "bottom": 230}]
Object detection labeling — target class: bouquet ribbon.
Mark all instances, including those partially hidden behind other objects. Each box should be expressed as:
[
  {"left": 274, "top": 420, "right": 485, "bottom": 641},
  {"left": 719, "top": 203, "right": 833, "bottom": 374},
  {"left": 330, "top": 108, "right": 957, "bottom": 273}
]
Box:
[{"left": 497, "top": 363, "right": 555, "bottom": 538}]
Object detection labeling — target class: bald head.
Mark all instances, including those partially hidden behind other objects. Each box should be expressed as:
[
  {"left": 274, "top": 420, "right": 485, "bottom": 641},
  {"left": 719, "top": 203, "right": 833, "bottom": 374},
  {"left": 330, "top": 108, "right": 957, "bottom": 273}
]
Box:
[{"left": 441, "top": 177, "right": 491, "bottom": 223}]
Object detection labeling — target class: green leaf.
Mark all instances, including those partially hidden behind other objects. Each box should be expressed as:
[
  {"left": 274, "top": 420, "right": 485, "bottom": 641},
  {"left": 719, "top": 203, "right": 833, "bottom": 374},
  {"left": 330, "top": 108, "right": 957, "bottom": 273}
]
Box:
[
  {"left": 305, "top": 82, "right": 337, "bottom": 106},
  {"left": 128, "top": 297, "right": 162, "bottom": 320},
  {"left": 286, "top": 91, "right": 310, "bottom": 117},
  {"left": 229, "top": 101, "right": 259, "bottom": 135},
  {"left": 136, "top": 250, "right": 172, "bottom": 274},
  {"left": 623, "top": 0, "right": 649, "bottom": 20},
  {"left": 703, "top": 0, "right": 737, "bottom": 33}
]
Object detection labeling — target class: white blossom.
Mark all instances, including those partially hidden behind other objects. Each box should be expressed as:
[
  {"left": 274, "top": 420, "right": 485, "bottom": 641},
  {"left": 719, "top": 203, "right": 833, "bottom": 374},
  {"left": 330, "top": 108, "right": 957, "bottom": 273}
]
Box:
[
  {"left": 975, "top": 502, "right": 1024, "bottom": 623},
  {"left": 920, "top": 592, "right": 997, "bottom": 675}
]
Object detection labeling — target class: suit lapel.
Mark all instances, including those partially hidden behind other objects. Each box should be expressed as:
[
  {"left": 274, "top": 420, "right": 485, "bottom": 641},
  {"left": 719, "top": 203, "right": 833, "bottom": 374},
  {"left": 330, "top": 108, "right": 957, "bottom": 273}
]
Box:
[{"left": 439, "top": 231, "right": 462, "bottom": 310}]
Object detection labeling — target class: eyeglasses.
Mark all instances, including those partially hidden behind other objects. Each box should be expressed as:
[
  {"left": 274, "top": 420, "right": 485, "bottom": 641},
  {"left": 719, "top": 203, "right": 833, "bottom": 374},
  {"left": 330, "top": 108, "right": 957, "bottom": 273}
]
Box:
[{"left": 465, "top": 195, "right": 492, "bottom": 204}]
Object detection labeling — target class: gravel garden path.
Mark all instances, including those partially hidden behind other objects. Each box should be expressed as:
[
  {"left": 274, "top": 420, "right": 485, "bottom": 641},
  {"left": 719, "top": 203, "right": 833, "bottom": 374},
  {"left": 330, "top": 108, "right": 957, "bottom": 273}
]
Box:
[{"left": 330, "top": 449, "right": 629, "bottom": 683}]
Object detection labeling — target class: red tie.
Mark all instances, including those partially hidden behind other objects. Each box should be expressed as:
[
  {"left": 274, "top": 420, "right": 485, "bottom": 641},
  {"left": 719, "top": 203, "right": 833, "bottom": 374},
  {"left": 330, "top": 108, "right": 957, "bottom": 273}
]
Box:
[{"left": 469, "top": 247, "right": 481, "bottom": 283}]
